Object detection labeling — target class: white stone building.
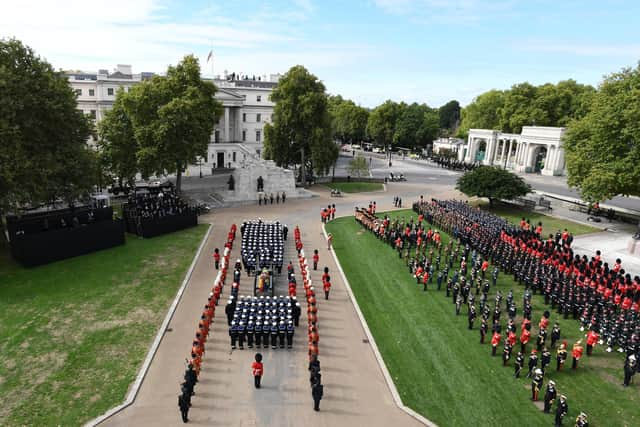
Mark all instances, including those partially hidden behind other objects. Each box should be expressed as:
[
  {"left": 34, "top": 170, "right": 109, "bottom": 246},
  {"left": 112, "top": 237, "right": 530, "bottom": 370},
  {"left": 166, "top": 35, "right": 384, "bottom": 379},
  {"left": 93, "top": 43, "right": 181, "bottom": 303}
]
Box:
[
  {"left": 460, "top": 126, "right": 566, "bottom": 176},
  {"left": 65, "top": 65, "right": 279, "bottom": 171},
  {"left": 432, "top": 137, "right": 465, "bottom": 155}
]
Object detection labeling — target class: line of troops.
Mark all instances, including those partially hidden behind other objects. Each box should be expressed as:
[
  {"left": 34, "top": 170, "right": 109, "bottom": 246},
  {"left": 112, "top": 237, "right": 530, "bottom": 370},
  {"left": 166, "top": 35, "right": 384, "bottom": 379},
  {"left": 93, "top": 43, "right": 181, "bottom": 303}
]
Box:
[
  {"left": 296, "top": 226, "right": 324, "bottom": 411},
  {"left": 178, "top": 224, "right": 237, "bottom": 423},
  {"left": 415, "top": 199, "right": 640, "bottom": 385},
  {"left": 357, "top": 209, "right": 584, "bottom": 425},
  {"left": 226, "top": 295, "right": 300, "bottom": 350},
  {"left": 240, "top": 220, "right": 285, "bottom": 275}
]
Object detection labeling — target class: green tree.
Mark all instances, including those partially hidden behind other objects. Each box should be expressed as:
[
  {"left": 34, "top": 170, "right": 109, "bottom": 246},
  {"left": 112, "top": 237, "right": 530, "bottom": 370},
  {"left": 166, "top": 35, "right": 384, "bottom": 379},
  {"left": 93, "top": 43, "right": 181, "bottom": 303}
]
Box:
[
  {"left": 439, "top": 100, "right": 461, "bottom": 133},
  {"left": 367, "top": 100, "right": 402, "bottom": 148},
  {"left": 347, "top": 154, "right": 369, "bottom": 178},
  {"left": 457, "top": 90, "right": 505, "bottom": 138},
  {"left": 499, "top": 82, "right": 545, "bottom": 133},
  {"left": 393, "top": 103, "right": 439, "bottom": 149},
  {"left": 98, "top": 88, "right": 138, "bottom": 189},
  {"left": 0, "top": 38, "right": 94, "bottom": 213},
  {"left": 564, "top": 63, "right": 640, "bottom": 202},
  {"left": 332, "top": 100, "right": 369, "bottom": 144},
  {"left": 122, "top": 55, "right": 222, "bottom": 193},
  {"left": 456, "top": 166, "right": 531, "bottom": 206},
  {"left": 263, "top": 65, "right": 338, "bottom": 181}
]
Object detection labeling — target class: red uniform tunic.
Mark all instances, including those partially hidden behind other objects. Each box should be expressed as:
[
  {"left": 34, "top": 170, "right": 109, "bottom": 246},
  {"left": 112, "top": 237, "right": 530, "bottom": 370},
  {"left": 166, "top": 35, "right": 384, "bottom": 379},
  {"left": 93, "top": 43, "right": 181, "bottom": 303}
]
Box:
[{"left": 252, "top": 361, "right": 264, "bottom": 377}]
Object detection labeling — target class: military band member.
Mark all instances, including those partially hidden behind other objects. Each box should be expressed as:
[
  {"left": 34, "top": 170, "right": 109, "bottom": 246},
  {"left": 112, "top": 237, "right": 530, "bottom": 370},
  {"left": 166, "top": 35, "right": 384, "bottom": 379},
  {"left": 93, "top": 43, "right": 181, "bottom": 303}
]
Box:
[
  {"left": 527, "top": 349, "right": 539, "bottom": 378},
  {"left": 575, "top": 412, "right": 589, "bottom": 427},
  {"left": 555, "top": 395, "right": 568, "bottom": 426},
  {"left": 623, "top": 354, "right": 637, "bottom": 387},
  {"left": 541, "top": 347, "right": 552, "bottom": 373},
  {"left": 543, "top": 380, "right": 557, "bottom": 413},
  {"left": 514, "top": 351, "right": 524, "bottom": 378},
  {"left": 557, "top": 342, "right": 568, "bottom": 371},
  {"left": 531, "top": 368, "right": 544, "bottom": 401}
]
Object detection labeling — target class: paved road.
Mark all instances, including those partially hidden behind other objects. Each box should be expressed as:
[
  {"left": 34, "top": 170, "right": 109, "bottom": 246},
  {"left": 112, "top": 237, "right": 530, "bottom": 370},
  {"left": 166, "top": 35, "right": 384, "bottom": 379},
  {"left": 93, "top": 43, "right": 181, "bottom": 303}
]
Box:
[
  {"left": 104, "top": 188, "right": 425, "bottom": 427},
  {"left": 99, "top": 165, "right": 638, "bottom": 427},
  {"left": 339, "top": 152, "right": 640, "bottom": 212}
]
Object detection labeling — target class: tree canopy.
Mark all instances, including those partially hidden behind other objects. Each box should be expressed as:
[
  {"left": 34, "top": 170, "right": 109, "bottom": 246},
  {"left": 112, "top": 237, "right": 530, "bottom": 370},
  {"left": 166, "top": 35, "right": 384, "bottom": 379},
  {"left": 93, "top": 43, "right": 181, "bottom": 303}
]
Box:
[
  {"left": 263, "top": 65, "right": 338, "bottom": 180},
  {"left": 456, "top": 166, "right": 531, "bottom": 206},
  {"left": 439, "top": 100, "right": 461, "bottom": 134},
  {"left": 367, "top": 100, "right": 403, "bottom": 149},
  {"left": 0, "top": 38, "right": 95, "bottom": 213},
  {"left": 458, "top": 80, "right": 594, "bottom": 138},
  {"left": 393, "top": 102, "right": 439, "bottom": 149},
  {"left": 328, "top": 97, "right": 368, "bottom": 144},
  {"left": 100, "top": 55, "right": 222, "bottom": 193},
  {"left": 563, "top": 63, "right": 640, "bottom": 201}
]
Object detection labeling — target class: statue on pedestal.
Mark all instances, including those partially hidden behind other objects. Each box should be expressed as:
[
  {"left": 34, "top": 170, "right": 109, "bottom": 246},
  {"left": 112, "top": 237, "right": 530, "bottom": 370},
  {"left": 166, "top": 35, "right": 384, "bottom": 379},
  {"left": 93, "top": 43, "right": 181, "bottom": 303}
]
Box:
[{"left": 227, "top": 174, "right": 235, "bottom": 191}]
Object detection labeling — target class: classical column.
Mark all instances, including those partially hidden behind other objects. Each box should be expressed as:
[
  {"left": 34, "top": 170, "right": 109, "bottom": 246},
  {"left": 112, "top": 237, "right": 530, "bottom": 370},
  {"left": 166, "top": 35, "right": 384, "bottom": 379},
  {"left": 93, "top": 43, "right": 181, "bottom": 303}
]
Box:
[
  {"left": 555, "top": 148, "right": 565, "bottom": 173},
  {"left": 507, "top": 140, "right": 514, "bottom": 167},
  {"left": 466, "top": 136, "right": 473, "bottom": 162},
  {"left": 224, "top": 107, "right": 230, "bottom": 142},
  {"left": 485, "top": 137, "right": 496, "bottom": 165},
  {"left": 545, "top": 146, "right": 555, "bottom": 173}
]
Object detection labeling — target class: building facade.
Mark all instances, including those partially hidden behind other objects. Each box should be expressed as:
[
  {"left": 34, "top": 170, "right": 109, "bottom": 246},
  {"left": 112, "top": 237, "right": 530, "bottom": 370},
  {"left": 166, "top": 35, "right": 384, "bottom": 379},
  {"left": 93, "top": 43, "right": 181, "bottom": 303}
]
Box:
[
  {"left": 460, "top": 126, "right": 566, "bottom": 176},
  {"left": 65, "top": 65, "right": 278, "bottom": 171}
]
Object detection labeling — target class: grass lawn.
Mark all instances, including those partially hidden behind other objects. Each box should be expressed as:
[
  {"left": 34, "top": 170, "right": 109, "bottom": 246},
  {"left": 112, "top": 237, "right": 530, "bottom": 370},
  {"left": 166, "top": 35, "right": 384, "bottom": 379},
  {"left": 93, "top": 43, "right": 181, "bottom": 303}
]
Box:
[
  {"left": 327, "top": 210, "right": 637, "bottom": 427},
  {"left": 325, "top": 181, "right": 384, "bottom": 193},
  {"left": 485, "top": 205, "right": 599, "bottom": 236},
  {"left": 0, "top": 225, "right": 208, "bottom": 426}
]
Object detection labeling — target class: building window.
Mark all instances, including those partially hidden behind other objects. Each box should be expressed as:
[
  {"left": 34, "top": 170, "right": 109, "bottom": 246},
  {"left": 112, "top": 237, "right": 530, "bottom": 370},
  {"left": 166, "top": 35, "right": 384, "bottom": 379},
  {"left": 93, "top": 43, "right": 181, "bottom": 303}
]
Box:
[
  {"left": 75, "top": 89, "right": 82, "bottom": 96},
  {"left": 107, "top": 88, "right": 114, "bottom": 96},
  {"left": 256, "top": 130, "right": 261, "bottom": 142},
  {"left": 89, "top": 89, "right": 95, "bottom": 96},
  {"left": 243, "top": 113, "right": 246, "bottom": 122},
  {"left": 242, "top": 130, "right": 246, "bottom": 142},
  {"left": 233, "top": 152, "right": 237, "bottom": 162},
  {"left": 257, "top": 95, "right": 262, "bottom": 102},
  {"left": 256, "top": 113, "right": 261, "bottom": 122},
  {"left": 90, "top": 110, "right": 96, "bottom": 119}
]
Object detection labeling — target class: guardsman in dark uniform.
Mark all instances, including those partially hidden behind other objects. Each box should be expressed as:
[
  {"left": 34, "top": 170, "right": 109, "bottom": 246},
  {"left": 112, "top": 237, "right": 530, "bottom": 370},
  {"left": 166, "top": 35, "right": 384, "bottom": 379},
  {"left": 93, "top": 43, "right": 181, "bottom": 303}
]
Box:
[
  {"left": 230, "top": 321, "right": 238, "bottom": 350},
  {"left": 437, "top": 270, "right": 444, "bottom": 291},
  {"left": 503, "top": 342, "right": 512, "bottom": 366},
  {"left": 225, "top": 298, "right": 235, "bottom": 325},
  {"left": 293, "top": 302, "right": 301, "bottom": 326},
  {"left": 555, "top": 395, "right": 568, "bottom": 426},
  {"left": 278, "top": 321, "right": 286, "bottom": 348},
  {"left": 286, "top": 320, "right": 295, "bottom": 349},
  {"left": 311, "top": 378, "right": 324, "bottom": 411},
  {"left": 262, "top": 321, "right": 270, "bottom": 349},
  {"left": 468, "top": 304, "right": 476, "bottom": 330},
  {"left": 557, "top": 342, "right": 568, "bottom": 371},
  {"left": 536, "top": 327, "right": 547, "bottom": 352},
  {"left": 246, "top": 321, "right": 255, "bottom": 349},
  {"left": 531, "top": 368, "right": 544, "bottom": 401},
  {"left": 238, "top": 322, "right": 246, "bottom": 350},
  {"left": 255, "top": 321, "right": 262, "bottom": 347},
  {"left": 178, "top": 391, "right": 190, "bottom": 422},
  {"left": 480, "top": 318, "right": 488, "bottom": 344},
  {"left": 446, "top": 278, "right": 453, "bottom": 298},
  {"left": 527, "top": 349, "right": 539, "bottom": 378},
  {"left": 623, "top": 354, "right": 637, "bottom": 387},
  {"left": 270, "top": 321, "right": 279, "bottom": 349},
  {"left": 541, "top": 347, "right": 552, "bottom": 373},
  {"left": 514, "top": 351, "right": 524, "bottom": 378},
  {"left": 551, "top": 323, "right": 561, "bottom": 348},
  {"left": 543, "top": 380, "right": 557, "bottom": 413}
]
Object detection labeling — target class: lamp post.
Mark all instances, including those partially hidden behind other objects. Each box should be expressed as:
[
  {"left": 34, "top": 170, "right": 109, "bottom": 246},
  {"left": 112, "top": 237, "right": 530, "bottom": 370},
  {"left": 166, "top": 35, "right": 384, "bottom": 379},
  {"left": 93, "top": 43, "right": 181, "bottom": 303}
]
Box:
[{"left": 199, "top": 157, "right": 203, "bottom": 178}]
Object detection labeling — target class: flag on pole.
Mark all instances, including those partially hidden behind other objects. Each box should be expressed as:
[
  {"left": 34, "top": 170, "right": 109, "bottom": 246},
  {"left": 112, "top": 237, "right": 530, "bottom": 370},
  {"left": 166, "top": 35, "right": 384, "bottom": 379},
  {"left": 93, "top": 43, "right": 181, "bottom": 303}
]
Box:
[{"left": 207, "top": 50, "right": 213, "bottom": 63}]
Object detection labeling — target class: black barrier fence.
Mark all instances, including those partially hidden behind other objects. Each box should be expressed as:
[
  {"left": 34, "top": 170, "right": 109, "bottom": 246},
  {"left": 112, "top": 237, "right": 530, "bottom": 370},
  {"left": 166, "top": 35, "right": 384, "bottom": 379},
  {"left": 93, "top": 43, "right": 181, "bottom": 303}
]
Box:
[
  {"left": 10, "top": 218, "right": 125, "bottom": 267},
  {"left": 123, "top": 207, "right": 198, "bottom": 238},
  {"left": 6, "top": 206, "right": 115, "bottom": 239}
]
